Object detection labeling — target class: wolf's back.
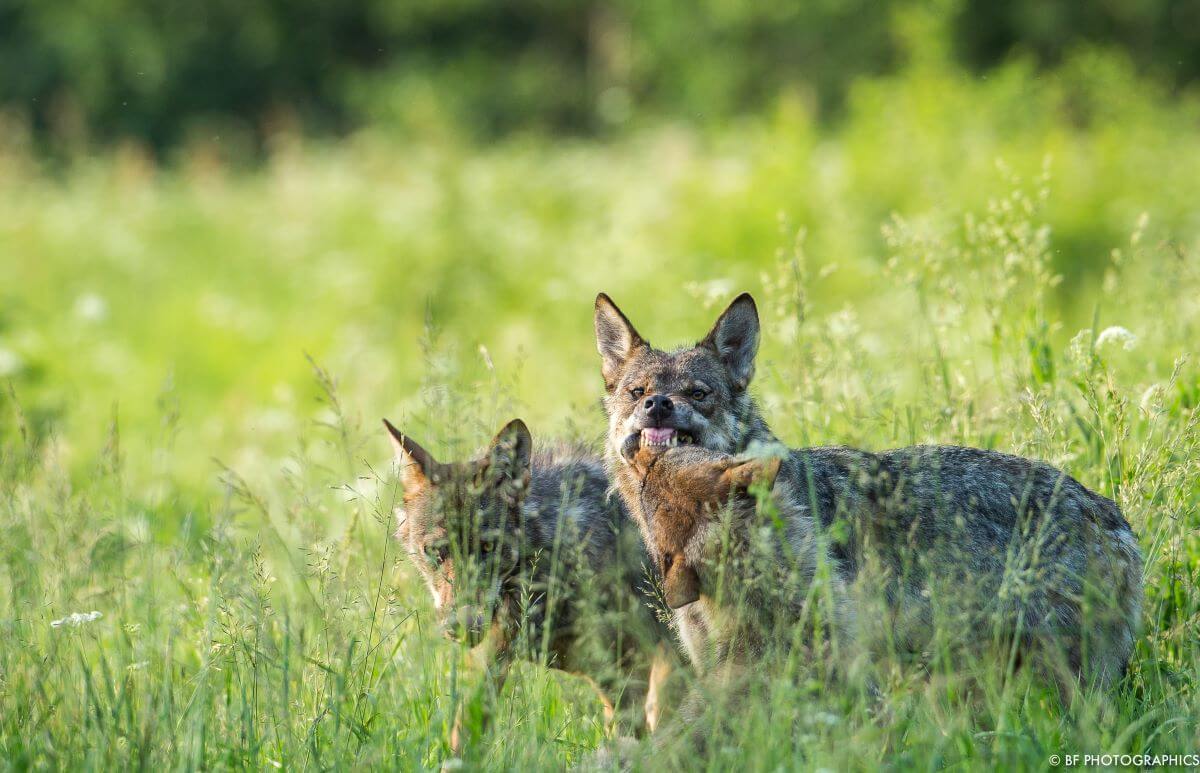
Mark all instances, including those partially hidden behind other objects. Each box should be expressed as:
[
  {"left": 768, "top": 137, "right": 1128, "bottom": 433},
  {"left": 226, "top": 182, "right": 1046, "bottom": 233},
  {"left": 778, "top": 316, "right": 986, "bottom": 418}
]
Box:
[{"left": 779, "top": 443, "right": 1143, "bottom": 687}]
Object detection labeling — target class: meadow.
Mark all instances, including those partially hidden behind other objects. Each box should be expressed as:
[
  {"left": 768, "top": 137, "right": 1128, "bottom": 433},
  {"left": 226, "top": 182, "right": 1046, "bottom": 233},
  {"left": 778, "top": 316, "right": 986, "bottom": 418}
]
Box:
[{"left": 2, "top": 53, "right": 1200, "bottom": 769}]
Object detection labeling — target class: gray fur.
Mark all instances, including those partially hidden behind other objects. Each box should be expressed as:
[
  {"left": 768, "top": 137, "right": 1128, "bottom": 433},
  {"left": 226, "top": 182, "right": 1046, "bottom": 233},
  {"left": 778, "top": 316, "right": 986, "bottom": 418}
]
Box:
[
  {"left": 593, "top": 293, "right": 1144, "bottom": 693},
  {"left": 660, "top": 444, "right": 1140, "bottom": 688},
  {"left": 822, "top": 443, "right": 1141, "bottom": 686},
  {"left": 385, "top": 419, "right": 676, "bottom": 744}
]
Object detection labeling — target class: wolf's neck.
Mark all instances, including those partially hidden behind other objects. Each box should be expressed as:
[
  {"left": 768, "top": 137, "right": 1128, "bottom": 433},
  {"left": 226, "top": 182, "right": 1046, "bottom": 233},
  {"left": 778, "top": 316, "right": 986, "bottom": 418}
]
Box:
[
  {"left": 729, "top": 392, "right": 777, "bottom": 453},
  {"left": 519, "top": 462, "right": 604, "bottom": 550}
]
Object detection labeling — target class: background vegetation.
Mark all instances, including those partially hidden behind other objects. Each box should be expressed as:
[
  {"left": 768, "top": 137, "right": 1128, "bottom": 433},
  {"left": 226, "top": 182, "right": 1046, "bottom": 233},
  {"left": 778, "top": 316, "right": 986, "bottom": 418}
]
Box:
[
  {"left": 2, "top": 0, "right": 1199, "bottom": 151},
  {"left": 1, "top": 1, "right": 1198, "bottom": 769}
]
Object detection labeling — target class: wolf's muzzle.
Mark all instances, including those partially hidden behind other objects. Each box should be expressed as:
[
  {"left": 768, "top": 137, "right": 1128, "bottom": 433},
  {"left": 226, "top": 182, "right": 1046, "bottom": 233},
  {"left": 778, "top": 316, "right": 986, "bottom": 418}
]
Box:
[
  {"left": 440, "top": 606, "right": 487, "bottom": 646},
  {"left": 662, "top": 552, "right": 700, "bottom": 609},
  {"left": 641, "top": 394, "right": 674, "bottom": 422}
]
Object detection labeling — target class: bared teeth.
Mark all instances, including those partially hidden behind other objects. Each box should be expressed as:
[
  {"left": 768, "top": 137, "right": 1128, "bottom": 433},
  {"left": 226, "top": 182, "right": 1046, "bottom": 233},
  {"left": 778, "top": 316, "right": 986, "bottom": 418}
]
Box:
[
  {"left": 639, "top": 428, "right": 696, "bottom": 448},
  {"left": 640, "top": 427, "right": 678, "bottom": 447}
]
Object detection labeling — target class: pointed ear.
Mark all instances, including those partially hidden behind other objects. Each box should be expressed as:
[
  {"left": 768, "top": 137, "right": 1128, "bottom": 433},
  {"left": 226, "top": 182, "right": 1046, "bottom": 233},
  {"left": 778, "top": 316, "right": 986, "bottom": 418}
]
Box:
[
  {"left": 383, "top": 418, "right": 441, "bottom": 490},
  {"left": 700, "top": 293, "right": 760, "bottom": 391},
  {"left": 485, "top": 419, "right": 533, "bottom": 502},
  {"left": 717, "top": 456, "right": 781, "bottom": 500},
  {"left": 595, "top": 293, "right": 647, "bottom": 391}
]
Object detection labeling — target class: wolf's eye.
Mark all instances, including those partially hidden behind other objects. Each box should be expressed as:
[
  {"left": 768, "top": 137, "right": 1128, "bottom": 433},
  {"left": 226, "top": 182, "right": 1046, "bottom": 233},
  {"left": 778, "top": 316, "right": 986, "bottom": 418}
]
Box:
[
  {"left": 691, "top": 389, "right": 708, "bottom": 401},
  {"left": 629, "top": 387, "right": 645, "bottom": 400}
]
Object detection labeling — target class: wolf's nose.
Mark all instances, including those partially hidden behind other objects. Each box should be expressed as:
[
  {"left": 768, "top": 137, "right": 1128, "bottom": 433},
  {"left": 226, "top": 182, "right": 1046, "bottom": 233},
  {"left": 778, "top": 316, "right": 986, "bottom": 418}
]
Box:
[
  {"left": 441, "top": 607, "right": 485, "bottom": 644},
  {"left": 643, "top": 395, "right": 674, "bottom": 420}
]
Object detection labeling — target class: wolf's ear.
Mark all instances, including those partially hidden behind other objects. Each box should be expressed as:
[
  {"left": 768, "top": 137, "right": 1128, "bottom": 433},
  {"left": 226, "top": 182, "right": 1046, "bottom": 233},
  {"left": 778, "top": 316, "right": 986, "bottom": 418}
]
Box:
[
  {"left": 383, "top": 419, "right": 441, "bottom": 490},
  {"left": 717, "top": 456, "right": 781, "bottom": 500},
  {"left": 485, "top": 419, "right": 533, "bottom": 503},
  {"left": 595, "top": 293, "right": 647, "bottom": 391},
  {"left": 701, "top": 293, "right": 760, "bottom": 391}
]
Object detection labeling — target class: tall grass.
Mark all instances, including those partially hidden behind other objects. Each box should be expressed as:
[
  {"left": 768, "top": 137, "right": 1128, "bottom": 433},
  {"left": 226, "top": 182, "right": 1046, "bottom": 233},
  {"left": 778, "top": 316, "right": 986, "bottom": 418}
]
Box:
[{"left": 1, "top": 56, "right": 1199, "bottom": 768}]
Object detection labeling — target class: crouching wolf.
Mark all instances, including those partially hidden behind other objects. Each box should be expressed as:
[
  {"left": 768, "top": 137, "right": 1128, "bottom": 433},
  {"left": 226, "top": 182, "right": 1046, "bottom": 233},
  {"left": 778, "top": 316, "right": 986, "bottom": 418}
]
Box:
[
  {"left": 593, "top": 292, "right": 1143, "bottom": 691},
  {"left": 383, "top": 418, "right": 677, "bottom": 752}
]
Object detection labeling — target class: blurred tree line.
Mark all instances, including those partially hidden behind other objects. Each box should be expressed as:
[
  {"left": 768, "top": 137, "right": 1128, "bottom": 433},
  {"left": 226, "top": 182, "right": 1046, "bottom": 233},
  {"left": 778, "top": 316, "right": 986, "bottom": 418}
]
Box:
[{"left": 1, "top": 0, "right": 1197, "bottom": 153}]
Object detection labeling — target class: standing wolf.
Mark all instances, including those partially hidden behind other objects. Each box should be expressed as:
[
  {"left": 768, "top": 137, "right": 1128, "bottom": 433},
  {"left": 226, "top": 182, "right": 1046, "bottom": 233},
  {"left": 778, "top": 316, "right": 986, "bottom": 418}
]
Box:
[
  {"left": 383, "top": 418, "right": 676, "bottom": 752},
  {"left": 629, "top": 442, "right": 1142, "bottom": 693},
  {"left": 593, "top": 292, "right": 1143, "bottom": 689}
]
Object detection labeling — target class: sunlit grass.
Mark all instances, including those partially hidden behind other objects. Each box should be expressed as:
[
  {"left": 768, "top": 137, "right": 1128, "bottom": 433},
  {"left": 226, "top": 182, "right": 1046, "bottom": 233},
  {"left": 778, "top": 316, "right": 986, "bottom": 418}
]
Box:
[{"left": 1, "top": 56, "right": 1199, "bottom": 769}]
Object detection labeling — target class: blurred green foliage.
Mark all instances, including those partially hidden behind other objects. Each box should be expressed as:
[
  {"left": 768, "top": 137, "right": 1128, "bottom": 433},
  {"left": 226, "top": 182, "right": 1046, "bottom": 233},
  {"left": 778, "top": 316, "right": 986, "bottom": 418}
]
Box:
[
  {"left": 2, "top": 49, "right": 1199, "bottom": 494},
  {"left": 2, "top": 10, "right": 1200, "bottom": 768},
  {"left": 955, "top": 0, "right": 1200, "bottom": 85},
  {"left": 2, "top": 0, "right": 1198, "bottom": 151}
]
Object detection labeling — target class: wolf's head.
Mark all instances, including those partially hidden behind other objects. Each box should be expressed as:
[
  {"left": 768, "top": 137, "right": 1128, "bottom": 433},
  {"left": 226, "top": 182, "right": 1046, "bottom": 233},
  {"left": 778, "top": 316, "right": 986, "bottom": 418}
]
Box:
[
  {"left": 384, "top": 418, "right": 533, "bottom": 646},
  {"left": 594, "top": 292, "right": 770, "bottom": 467},
  {"left": 630, "top": 445, "right": 781, "bottom": 609}
]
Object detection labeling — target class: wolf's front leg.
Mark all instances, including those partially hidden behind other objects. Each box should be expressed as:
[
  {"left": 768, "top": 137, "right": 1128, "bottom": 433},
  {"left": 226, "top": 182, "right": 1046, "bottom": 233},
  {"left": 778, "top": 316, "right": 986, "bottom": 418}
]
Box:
[
  {"left": 644, "top": 681, "right": 712, "bottom": 761},
  {"left": 644, "top": 643, "right": 685, "bottom": 735},
  {"left": 449, "top": 630, "right": 511, "bottom": 756},
  {"left": 582, "top": 667, "right": 654, "bottom": 740}
]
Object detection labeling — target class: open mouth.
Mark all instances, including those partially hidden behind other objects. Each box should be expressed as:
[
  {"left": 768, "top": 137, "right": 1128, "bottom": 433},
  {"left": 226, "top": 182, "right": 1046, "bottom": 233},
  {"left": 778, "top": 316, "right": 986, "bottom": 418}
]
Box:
[{"left": 639, "top": 427, "right": 695, "bottom": 448}]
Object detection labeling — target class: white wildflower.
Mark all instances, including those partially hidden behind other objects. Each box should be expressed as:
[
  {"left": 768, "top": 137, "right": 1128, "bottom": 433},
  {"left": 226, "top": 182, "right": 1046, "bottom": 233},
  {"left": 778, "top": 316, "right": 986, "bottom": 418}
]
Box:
[
  {"left": 826, "top": 306, "right": 860, "bottom": 342},
  {"left": 0, "top": 348, "right": 23, "bottom": 377},
  {"left": 774, "top": 316, "right": 800, "bottom": 343},
  {"left": 1140, "top": 383, "right": 1165, "bottom": 414},
  {"left": 1066, "top": 328, "right": 1094, "bottom": 368},
  {"left": 1096, "top": 326, "right": 1137, "bottom": 352},
  {"left": 684, "top": 279, "right": 736, "bottom": 309},
  {"left": 1131, "top": 211, "right": 1150, "bottom": 247},
  {"left": 74, "top": 293, "right": 109, "bottom": 322},
  {"left": 51, "top": 610, "right": 103, "bottom": 628}
]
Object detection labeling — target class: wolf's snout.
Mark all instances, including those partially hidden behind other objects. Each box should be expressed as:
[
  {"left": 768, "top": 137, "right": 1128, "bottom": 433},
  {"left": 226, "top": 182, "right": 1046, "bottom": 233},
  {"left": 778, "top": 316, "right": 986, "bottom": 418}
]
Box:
[
  {"left": 642, "top": 394, "right": 674, "bottom": 422},
  {"left": 440, "top": 606, "right": 486, "bottom": 645},
  {"left": 662, "top": 553, "right": 700, "bottom": 609}
]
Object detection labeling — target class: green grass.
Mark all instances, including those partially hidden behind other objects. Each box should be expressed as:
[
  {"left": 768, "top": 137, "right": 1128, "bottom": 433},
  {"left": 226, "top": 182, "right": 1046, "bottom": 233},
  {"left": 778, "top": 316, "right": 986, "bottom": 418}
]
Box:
[{"left": 1, "top": 53, "right": 1199, "bottom": 769}]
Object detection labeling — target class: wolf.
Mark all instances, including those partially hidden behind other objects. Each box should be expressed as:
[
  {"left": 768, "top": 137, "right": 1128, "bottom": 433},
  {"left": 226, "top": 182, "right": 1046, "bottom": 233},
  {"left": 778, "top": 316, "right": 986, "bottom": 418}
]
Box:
[
  {"left": 627, "top": 445, "right": 846, "bottom": 674},
  {"left": 383, "top": 418, "right": 677, "bottom": 752},
  {"left": 628, "top": 442, "right": 1142, "bottom": 692},
  {"left": 593, "top": 292, "right": 1143, "bottom": 689}
]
